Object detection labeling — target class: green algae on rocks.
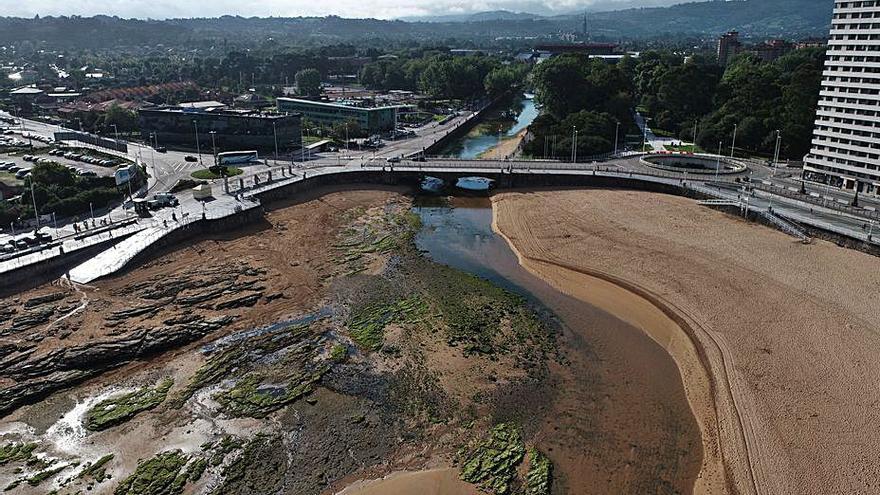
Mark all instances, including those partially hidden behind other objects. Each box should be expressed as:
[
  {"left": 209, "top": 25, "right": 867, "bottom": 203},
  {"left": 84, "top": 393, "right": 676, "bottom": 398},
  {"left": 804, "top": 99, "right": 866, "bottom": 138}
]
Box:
[
  {"left": 114, "top": 450, "right": 189, "bottom": 495},
  {"left": 86, "top": 379, "right": 174, "bottom": 431},
  {"left": 0, "top": 443, "right": 37, "bottom": 466},
  {"left": 347, "top": 296, "right": 427, "bottom": 351},
  {"left": 77, "top": 453, "right": 114, "bottom": 483},
  {"left": 525, "top": 448, "right": 552, "bottom": 495},
  {"left": 457, "top": 423, "right": 526, "bottom": 495}
]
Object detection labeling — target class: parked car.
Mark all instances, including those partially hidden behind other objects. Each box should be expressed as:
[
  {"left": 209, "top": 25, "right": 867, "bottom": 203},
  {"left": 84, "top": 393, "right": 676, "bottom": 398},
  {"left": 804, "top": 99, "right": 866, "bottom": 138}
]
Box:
[
  {"left": 35, "top": 231, "right": 52, "bottom": 243},
  {"left": 14, "top": 239, "right": 28, "bottom": 250},
  {"left": 15, "top": 169, "right": 31, "bottom": 179},
  {"left": 184, "top": 155, "right": 198, "bottom": 162},
  {"left": 155, "top": 147, "right": 167, "bottom": 153}
]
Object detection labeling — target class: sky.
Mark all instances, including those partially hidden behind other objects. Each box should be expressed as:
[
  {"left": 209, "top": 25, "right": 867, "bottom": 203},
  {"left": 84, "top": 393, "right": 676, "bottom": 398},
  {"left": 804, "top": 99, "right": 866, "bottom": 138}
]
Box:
[{"left": 0, "top": 0, "right": 680, "bottom": 20}]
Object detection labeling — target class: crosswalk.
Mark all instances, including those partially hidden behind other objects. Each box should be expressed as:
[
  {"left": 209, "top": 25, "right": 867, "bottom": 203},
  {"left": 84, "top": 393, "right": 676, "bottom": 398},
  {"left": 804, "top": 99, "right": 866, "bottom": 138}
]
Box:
[{"left": 169, "top": 162, "right": 199, "bottom": 172}]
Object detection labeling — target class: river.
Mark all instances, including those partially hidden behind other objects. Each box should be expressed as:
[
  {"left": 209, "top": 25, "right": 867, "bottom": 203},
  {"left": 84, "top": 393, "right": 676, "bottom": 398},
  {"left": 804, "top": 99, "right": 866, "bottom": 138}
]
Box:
[
  {"left": 411, "top": 197, "right": 703, "bottom": 494},
  {"left": 438, "top": 95, "right": 538, "bottom": 159}
]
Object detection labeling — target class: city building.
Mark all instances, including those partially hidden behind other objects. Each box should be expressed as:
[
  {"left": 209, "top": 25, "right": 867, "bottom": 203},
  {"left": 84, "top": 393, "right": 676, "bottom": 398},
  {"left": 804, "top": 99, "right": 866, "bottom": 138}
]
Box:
[
  {"left": 802, "top": 0, "right": 880, "bottom": 196},
  {"left": 139, "top": 106, "right": 301, "bottom": 152},
  {"left": 277, "top": 98, "right": 403, "bottom": 135},
  {"left": 717, "top": 31, "right": 743, "bottom": 66},
  {"left": 749, "top": 39, "right": 793, "bottom": 62},
  {"left": 533, "top": 43, "right": 618, "bottom": 56}
]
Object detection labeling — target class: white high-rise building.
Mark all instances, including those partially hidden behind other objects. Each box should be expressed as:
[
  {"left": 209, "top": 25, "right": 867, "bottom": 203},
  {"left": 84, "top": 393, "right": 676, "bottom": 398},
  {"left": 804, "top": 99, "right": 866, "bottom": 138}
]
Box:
[{"left": 803, "top": 0, "right": 880, "bottom": 196}]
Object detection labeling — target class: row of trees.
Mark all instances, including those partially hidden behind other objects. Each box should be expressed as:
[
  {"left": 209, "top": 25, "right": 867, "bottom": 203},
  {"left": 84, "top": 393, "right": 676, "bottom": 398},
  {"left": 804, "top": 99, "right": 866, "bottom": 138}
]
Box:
[
  {"left": 1, "top": 163, "right": 129, "bottom": 226},
  {"left": 625, "top": 48, "right": 824, "bottom": 158},
  {"left": 359, "top": 54, "right": 529, "bottom": 100}
]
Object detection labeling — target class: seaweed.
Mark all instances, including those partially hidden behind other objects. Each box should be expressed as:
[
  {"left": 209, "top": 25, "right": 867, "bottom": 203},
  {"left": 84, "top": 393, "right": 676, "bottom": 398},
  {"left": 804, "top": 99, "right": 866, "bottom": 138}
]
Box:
[{"left": 86, "top": 379, "right": 173, "bottom": 431}]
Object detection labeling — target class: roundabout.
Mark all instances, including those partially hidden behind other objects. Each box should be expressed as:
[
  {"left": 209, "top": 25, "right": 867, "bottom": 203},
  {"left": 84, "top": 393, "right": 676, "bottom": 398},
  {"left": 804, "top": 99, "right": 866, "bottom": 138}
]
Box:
[{"left": 640, "top": 153, "right": 748, "bottom": 175}]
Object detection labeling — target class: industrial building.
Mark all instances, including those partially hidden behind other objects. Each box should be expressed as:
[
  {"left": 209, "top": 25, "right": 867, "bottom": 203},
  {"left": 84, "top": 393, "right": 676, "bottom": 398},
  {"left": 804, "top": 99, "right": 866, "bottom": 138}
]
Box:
[
  {"left": 802, "top": 0, "right": 880, "bottom": 196},
  {"left": 138, "top": 105, "right": 301, "bottom": 152},
  {"left": 276, "top": 98, "right": 402, "bottom": 135}
]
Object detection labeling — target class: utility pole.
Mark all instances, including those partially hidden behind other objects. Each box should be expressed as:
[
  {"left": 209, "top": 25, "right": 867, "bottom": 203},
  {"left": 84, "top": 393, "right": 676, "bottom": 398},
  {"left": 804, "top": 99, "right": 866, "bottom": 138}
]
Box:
[
  {"left": 193, "top": 120, "right": 202, "bottom": 166},
  {"left": 570, "top": 126, "right": 578, "bottom": 163}
]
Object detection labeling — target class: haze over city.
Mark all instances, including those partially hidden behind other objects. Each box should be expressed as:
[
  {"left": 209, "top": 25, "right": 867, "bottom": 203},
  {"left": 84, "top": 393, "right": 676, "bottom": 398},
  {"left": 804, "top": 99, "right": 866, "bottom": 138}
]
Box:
[{"left": 1, "top": 0, "right": 681, "bottom": 20}]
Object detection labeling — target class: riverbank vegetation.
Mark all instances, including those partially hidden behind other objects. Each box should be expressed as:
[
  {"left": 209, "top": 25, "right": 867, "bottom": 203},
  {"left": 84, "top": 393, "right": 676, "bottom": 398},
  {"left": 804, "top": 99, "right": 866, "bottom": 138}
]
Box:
[{"left": 526, "top": 54, "right": 636, "bottom": 158}]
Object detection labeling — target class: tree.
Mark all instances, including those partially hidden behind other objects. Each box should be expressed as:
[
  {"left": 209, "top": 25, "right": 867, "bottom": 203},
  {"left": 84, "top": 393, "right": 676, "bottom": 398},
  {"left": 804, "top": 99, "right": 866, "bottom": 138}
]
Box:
[
  {"left": 295, "top": 68, "right": 322, "bottom": 97},
  {"left": 484, "top": 65, "right": 530, "bottom": 98},
  {"left": 532, "top": 54, "right": 633, "bottom": 122},
  {"left": 103, "top": 104, "right": 138, "bottom": 134}
]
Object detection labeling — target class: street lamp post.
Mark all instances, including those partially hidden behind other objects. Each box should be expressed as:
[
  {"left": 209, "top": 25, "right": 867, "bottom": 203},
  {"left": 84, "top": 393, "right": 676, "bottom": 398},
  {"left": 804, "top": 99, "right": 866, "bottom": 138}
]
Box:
[
  {"left": 716, "top": 141, "right": 722, "bottom": 179},
  {"left": 772, "top": 129, "right": 781, "bottom": 178},
  {"left": 193, "top": 120, "right": 202, "bottom": 166},
  {"left": 730, "top": 123, "right": 737, "bottom": 158},
  {"left": 570, "top": 126, "right": 578, "bottom": 163},
  {"left": 642, "top": 117, "right": 652, "bottom": 153},
  {"left": 111, "top": 124, "right": 120, "bottom": 142},
  {"left": 692, "top": 119, "right": 698, "bottom": 150},
  {"left": 30, "top": 179, "right": 39, "bottom": 229},
  {"left": 272, "top": 121, "right": 279, "bottom": 166},
  {"left": 209, "top": 131, "right": 218, "bottom": 166},
  {"left": 614, "top": 121, "right": 620, "bottom": 155}
]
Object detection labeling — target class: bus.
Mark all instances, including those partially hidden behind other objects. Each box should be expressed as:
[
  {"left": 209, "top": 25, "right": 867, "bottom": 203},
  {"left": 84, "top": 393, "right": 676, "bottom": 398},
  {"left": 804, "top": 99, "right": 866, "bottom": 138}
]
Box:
[{"left": 217, "top": 150, "right": 259, "bottom": 165}]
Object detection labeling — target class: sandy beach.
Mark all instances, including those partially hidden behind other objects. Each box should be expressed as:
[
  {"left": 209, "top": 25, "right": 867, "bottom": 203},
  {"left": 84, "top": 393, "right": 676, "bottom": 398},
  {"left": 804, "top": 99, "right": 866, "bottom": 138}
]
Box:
[{"left": 492, "top": 189, "right": 880, "bottom": 494}]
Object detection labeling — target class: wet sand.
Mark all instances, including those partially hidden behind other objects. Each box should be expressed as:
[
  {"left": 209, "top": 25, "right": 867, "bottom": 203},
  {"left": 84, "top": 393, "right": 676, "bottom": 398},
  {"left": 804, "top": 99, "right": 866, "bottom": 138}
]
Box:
[
  {"left": 416, "top": 199, "right": 703, "bottom": 494},
  {"left": 492, "top": 189, "right": 880, "bottom": 494},
  {"left": 335, "top": 469, "right": 480, "bottom": 495},
  {"left": 479, "top": 128, "right": 527, "bottom": 160}
]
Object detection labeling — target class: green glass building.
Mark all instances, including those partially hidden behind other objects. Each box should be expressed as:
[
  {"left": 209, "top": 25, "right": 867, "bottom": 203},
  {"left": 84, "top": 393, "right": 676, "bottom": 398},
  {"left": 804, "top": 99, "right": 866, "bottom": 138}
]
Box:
[{"left": 276, "top": 98, "right": 402, "bottom": 135}]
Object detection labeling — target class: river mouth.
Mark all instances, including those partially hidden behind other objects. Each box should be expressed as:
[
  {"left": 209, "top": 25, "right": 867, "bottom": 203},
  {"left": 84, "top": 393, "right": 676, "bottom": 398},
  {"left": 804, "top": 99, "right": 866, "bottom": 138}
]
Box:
[{"left": 414, "top": 195, "right": 704, "bottom": 493}]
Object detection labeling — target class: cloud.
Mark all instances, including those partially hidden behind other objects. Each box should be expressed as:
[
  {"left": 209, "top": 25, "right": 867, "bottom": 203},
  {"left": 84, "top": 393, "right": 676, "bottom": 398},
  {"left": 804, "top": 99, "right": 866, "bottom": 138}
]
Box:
[{"left": 0, "top": 0, "right": 678, "bottom": 20}]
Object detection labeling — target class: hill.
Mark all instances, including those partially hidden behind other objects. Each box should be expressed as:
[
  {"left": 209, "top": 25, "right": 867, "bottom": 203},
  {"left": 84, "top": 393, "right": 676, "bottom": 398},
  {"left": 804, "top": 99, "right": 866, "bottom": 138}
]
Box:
[{"left": 0, "top": 0, "right": 833, "bottom": 49}]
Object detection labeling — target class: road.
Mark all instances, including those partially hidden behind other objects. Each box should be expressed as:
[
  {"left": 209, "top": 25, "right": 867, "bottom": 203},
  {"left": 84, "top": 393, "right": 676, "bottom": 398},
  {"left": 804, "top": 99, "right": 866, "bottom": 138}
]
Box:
[{"left": 2, "top": 108, "right": 879, "bottom": 284}]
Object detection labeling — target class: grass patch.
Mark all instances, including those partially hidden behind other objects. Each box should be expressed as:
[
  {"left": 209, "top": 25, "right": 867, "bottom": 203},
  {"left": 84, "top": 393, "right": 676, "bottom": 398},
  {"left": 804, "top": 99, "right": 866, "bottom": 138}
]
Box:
[
  {"left": 663, "top": 143, "right": 703, "bottom": 153},
  {"left": 86, "top": 378, "right": 173, "bottom": 431},
  {"left": 191, "top": 166, "right": 243, "bottom": 180},
  {"left": 457, "top": 423, "right": 526, "bottom": 495},
  {"left": 114, "top": 450, "right": 189, "bottom": 495}
]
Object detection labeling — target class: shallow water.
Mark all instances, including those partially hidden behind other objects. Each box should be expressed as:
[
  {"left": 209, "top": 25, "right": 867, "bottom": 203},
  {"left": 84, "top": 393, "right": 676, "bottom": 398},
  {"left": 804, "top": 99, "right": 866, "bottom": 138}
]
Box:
[
  {"left": 413, "top": 197, "right": 704, "bottom": 493},
  {"left": 439, "top": 97, "right": 537, "bottom": 159}
]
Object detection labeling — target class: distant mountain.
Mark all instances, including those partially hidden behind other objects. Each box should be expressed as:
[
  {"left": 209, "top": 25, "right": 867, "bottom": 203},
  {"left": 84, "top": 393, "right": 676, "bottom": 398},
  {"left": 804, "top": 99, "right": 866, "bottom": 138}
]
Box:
[
  {"left": 575, "top": 0, "right": 833, "bottom": 38},
  {"left": 398, "top": 10, "right": 546, "bottom": 23},
  {"left": 0, "top": 0, "right": 833, "bottom": 49}
]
